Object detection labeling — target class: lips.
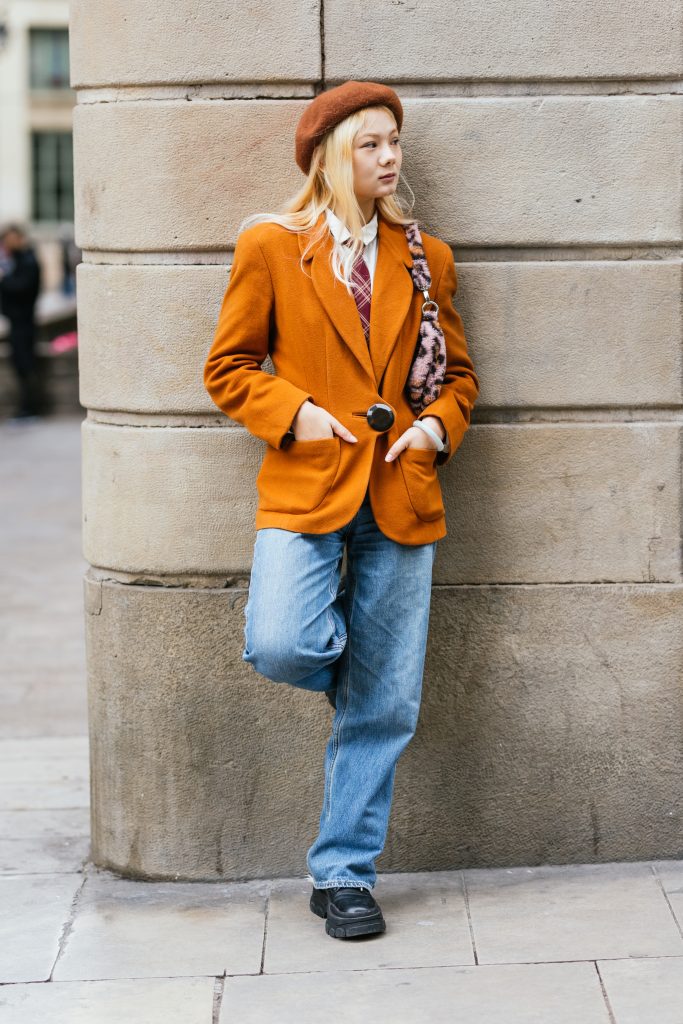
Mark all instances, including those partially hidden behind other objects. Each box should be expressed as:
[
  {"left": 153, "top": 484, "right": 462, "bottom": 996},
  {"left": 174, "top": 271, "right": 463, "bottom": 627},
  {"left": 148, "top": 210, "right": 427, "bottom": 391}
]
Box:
[{"left": 379, "top": 173, "right": 396, "bottom": 180}]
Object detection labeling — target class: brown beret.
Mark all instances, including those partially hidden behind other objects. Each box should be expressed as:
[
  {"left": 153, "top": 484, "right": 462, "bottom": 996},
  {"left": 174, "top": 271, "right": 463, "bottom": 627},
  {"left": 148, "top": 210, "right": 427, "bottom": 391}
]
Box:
[{"left": 295, "top": 80, "right": 404, "bottom": 175}]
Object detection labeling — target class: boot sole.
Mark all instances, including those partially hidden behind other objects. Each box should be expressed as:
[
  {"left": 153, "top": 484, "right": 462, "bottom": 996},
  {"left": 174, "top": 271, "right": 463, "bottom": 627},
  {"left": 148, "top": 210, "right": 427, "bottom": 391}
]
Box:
[{"left": 310, "top": 892, "right": 386, "bottom": 939}]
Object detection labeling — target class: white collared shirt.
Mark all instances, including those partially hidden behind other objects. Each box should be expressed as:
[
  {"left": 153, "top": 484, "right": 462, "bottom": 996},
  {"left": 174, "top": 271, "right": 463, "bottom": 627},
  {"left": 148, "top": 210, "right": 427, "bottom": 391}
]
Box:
[
  {"left": 323, "top": 205, "right": 449, "bottom": 452},
  {"left": 324, "top": 206, "right": 379, "bottom": 290}
]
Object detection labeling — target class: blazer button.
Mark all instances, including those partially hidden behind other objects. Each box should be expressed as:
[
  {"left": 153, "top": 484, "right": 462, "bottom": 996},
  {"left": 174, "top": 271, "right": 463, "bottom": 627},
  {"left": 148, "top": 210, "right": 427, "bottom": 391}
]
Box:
[{"left": 366, "top": 403, "right": 394, "bottom": 432}]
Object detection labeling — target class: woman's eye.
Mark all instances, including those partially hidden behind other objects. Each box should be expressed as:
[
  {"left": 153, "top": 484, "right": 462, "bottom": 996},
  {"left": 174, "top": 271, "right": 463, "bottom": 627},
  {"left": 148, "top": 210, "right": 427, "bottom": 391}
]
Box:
[{"left": 361, "top": 139, "right": 399, "bottom": 148}]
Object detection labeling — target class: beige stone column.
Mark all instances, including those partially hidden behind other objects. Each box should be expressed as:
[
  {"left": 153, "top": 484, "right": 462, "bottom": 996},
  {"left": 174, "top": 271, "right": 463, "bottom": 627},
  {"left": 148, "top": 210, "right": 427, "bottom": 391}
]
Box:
[{"left": 71, "top": 1, "right": 683, "bottom": 880}]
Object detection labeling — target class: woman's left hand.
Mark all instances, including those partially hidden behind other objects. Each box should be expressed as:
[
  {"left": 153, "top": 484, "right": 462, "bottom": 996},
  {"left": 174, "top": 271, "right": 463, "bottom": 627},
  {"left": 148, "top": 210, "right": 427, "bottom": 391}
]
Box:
[{"left": 384, "top": 416, "right": 445, "bottom": 462}]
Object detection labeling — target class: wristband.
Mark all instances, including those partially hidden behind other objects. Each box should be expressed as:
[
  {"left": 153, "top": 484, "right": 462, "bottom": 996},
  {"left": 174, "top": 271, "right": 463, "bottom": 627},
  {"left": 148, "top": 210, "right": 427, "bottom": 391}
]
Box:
[{"left": 412, "top": 419, "right": 445, "bottom": 452}]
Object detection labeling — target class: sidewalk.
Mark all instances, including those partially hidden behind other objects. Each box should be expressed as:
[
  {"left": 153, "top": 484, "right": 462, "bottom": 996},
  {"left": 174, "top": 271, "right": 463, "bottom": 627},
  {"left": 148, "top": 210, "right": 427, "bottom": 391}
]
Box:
[{"left": 1, "top": 415, "right": 682, "bottom": 1023}]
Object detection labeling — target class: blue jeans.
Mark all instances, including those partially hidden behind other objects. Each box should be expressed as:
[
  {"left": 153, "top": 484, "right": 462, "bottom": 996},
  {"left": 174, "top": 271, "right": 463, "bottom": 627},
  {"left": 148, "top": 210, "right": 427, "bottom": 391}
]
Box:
[{"left": 242, "top": 485, "right": 437, "bottom": 891}]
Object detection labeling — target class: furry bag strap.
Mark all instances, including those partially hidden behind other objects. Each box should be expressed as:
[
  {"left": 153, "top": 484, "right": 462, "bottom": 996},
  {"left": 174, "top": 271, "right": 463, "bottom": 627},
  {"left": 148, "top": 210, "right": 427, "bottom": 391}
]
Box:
[{"left": 403, "top": 221, "right": 447, "bottom": 416}]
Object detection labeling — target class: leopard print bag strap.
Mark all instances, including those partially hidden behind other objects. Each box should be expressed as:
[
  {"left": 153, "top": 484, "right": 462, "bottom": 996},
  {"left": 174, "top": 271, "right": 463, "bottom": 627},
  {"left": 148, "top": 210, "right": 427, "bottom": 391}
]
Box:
[{"left": 403, "top": 220, "right": 447, "bottom": 416}]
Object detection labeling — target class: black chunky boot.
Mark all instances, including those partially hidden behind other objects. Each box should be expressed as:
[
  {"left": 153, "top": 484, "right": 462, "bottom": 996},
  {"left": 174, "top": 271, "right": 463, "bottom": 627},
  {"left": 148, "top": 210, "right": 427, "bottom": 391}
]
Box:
[{"left": 310, "top": 885, "right": 386, "bottom": 938}]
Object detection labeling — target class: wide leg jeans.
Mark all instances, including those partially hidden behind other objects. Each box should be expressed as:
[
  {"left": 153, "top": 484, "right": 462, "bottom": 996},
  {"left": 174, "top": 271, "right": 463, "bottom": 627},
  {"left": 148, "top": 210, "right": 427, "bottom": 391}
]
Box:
[{"left": 242, "top": 485, "right": 437, "bottom": 891}]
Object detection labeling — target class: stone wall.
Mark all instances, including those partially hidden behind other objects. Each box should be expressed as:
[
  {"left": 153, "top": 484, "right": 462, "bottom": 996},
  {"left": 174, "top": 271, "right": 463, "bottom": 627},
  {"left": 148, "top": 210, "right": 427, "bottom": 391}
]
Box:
[{"left": 71, "top": 1, "right": 683, "bottom": 878}]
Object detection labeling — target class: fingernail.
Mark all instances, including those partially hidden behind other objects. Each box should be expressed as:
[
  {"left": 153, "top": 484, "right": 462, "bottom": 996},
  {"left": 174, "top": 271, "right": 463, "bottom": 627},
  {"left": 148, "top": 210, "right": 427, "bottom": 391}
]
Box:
[{"left": 385, "top": 453, "right": 393, "bottom": 461}]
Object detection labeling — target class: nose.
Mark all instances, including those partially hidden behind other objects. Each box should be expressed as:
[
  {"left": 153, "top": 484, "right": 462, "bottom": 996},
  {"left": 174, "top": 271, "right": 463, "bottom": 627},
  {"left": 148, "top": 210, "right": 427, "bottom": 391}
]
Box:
[{"left": 380, "top": 143, "right": 396, "bottom": 164}]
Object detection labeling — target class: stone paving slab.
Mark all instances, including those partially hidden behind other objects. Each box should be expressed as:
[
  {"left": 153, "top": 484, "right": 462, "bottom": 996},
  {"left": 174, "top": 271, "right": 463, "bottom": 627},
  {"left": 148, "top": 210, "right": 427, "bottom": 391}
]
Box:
[
  {"left": 0, "top": 873, "right": 83, "bottom": 983},
  {"left": 0, "top": 781, "right": 90, "bottom": 811},
  {"left": 0, "top": 683, "right": 88, "bottom": 739},
  {"left": 0, "top": 737, "right": 90, "bottom": 870},
  {"left": 221, "top": 961, "right": 611, "bottom": 1024},
  {"left": 463, "top": 861, "right": 683, "bottom": 963},
  {"left": 0, "top": 755, "right": 88, "bottom": 781},
  {"left": 0, "top": 807, "right": 89, "bottom": 839},
  {"left": 654, "top": 880, "right": 683, "bottom": 938},
  {"left": 598, "top": 956, "right": 683, "bottom": 1024},
  {"left": 0, "top": 417, "right": 88, "bottom": 741},
  {"left": 650, "top": 859, "right": 683, "bottom": 891},
  {"left": 3, "top": 623, "right": 85, "bottom": 668},
  {"left": 649, "top": 859, "right": 683, "bottom": 934},
  {"left": 53, "top": 870, "right": 267, "bottom": 981},
  {"left": 264, "top": 872, "right": 474, "bottom": 975},
  {"left": 0, "top": 836, "right": 90, "bottom": 875},
  {"left": 0, "top": 761, "right": 88, "bottom": 786},
  {"left": 0, "top": 737, "right": 90, "bottom": 811},
  {"left": 0, "top": 737, "right": 89, "bottom": 761},
  {"left": 0, "top": 976, "right": 215, "bottom": 1024}
]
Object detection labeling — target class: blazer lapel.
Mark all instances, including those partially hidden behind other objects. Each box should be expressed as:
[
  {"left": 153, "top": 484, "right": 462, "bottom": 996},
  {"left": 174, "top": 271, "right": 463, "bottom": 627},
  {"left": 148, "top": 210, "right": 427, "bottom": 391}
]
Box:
[
  {"left": 298, "top": 210, "right": 415, "bottom": 386},
  {"left": 369, "top": 214, "right": 415, "bottom": 386}
]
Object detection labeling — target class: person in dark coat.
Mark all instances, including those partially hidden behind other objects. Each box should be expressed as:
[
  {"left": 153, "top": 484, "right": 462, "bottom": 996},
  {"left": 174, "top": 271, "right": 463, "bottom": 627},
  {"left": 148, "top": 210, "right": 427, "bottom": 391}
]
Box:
[{"left": 0, "top": 223, "right": 43, "bottom": 419}]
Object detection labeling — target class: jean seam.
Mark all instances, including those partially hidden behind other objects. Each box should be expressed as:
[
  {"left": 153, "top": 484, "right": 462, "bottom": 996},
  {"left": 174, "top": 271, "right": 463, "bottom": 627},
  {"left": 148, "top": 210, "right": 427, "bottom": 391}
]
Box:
[
  {"left": 325, "top": 552, "right": 344, "bottom": 650},
  {"left": 324, "top": 567, "right": 356, "bottom": 820}
]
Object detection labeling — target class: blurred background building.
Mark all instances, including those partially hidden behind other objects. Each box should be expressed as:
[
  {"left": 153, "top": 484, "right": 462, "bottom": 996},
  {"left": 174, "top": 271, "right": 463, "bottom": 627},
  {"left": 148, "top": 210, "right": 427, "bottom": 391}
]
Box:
[{"left": 0, "top": 0, "right": 79, "bottom": 419}]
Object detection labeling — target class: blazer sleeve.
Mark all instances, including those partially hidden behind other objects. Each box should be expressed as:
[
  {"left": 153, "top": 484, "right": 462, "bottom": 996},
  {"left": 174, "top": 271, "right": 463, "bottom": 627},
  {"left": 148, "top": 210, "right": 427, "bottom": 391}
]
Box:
[
  {"left": 203, "top": 229, "right": 313, "bottom": 449},
  {"left": 416, "top": 246, "right": 479, "bottom": 467}
]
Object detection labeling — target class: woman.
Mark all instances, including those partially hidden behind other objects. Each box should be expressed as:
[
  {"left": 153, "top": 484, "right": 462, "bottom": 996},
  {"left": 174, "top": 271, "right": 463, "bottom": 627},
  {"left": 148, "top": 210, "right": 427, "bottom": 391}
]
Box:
[{"left": 204, "top": 80, "right": 479, "bottom": 939}]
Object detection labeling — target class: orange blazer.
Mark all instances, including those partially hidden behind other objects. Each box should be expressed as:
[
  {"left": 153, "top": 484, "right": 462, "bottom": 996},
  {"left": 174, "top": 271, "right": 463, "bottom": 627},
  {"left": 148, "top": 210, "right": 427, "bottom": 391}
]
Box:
[{"left": 203, "top": 209, "right": 479, "bottom": 545}]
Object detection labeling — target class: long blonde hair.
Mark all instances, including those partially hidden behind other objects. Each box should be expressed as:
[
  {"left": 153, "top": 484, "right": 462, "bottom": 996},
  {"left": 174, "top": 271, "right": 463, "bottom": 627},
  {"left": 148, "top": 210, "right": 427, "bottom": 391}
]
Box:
[{"left": 238, "top": 105, "right": 415, "bottom": 293}]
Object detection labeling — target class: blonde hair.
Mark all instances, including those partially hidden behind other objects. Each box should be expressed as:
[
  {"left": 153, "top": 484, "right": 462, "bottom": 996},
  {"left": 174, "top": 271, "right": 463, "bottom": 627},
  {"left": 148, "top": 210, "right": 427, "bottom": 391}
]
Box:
[{"left": 238, "top": 105, "right": 415, "bottom": 293}]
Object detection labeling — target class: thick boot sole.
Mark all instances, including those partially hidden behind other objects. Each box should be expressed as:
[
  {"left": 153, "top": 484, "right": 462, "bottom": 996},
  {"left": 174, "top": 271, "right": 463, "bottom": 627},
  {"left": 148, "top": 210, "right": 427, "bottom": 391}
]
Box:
[{"left": 310, "top": 890, "right": 386, "bottom": 939}]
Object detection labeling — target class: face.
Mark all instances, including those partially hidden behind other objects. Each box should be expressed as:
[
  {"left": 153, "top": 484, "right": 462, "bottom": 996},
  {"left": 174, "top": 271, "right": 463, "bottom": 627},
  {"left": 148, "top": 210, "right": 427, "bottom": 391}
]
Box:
[
  {"left": 1, "top": 229, "right": 23, "bottom": 252},
  {"left": 351, "top": 108, "right": 402, "bottom": 210}
]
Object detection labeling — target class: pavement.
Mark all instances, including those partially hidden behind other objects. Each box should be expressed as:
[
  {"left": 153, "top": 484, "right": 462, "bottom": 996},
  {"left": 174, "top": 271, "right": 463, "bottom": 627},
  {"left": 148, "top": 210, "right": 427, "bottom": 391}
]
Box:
[{"left": 1, "top": 413, "right": 683, "bottom": 1023}]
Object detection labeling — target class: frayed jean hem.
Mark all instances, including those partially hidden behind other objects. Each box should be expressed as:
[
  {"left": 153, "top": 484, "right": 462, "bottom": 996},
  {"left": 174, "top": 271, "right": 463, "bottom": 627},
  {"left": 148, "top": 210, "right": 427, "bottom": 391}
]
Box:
[{"left": 307, "top": 874, "right": 375, "bottom": 891}]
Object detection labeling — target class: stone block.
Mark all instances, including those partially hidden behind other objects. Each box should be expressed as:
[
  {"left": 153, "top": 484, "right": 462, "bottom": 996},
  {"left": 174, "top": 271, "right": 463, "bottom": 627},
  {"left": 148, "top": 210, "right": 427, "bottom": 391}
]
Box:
[
  {"left": 73, "top": 100, "right": 308, "bottom": 251},
  {"left": 459, "top": 260, "right": 683, "bottom": 408},
  {"left": 77, "top": 264, "right": 229, "bottom": 414},
  {"left": 73, "top": 97, "right": 683, "bottom": 250},
  {"left": 325, "top": 0, "right": 683, "bottom": 81},
  {"left": 85, "top": 575, "right": 683, "bottom": 879},
  {"left": 76, "top": 260, "right": 683, "bottom": 414},
  {"left": 81, "top": 420, "right": 260, "bottom": 575},
  {"left": 441, "top": 422, "right": 680, "bottom": 584},
  {"left": 403, "top": 97, "right": 682, "bottom": 246},
  {"left": 81, "top": 421, "right": 681, "bottom": 584},
  {"left": 69, "top": 0, "right": 320, "bottom": 86}
]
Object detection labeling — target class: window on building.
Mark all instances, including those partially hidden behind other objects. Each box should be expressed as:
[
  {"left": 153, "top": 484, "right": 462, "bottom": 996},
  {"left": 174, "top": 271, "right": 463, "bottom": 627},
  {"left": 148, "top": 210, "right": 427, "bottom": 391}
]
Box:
[
  {"left": 29, "top": 28, "right": 70, "bottom": 90},
  {"left": 31, "top": 132, "right": 74, "bottom": 222}
]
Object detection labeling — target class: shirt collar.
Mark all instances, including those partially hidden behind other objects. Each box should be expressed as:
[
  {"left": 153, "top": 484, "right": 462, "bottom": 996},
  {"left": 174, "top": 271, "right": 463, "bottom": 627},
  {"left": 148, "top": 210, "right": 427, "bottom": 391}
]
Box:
[{"left": 325, "top": 206, "right": 378, "bottom": 247}]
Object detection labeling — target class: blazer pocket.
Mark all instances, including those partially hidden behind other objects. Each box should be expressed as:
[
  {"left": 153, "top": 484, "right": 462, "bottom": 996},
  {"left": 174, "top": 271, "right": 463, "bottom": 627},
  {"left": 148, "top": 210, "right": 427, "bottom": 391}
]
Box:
[
  {"left": 256, "top": 436, "right": 342, "bottom": 515},
  {"left": 398, "top": 447, "right": 445, "bottom": 522}
]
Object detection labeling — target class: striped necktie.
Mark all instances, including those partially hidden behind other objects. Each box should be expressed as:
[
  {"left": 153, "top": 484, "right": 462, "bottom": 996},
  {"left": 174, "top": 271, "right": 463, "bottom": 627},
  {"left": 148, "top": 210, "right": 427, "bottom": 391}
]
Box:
[{"left": 348, "top": 247, "right": 372, "bottom": 343}]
